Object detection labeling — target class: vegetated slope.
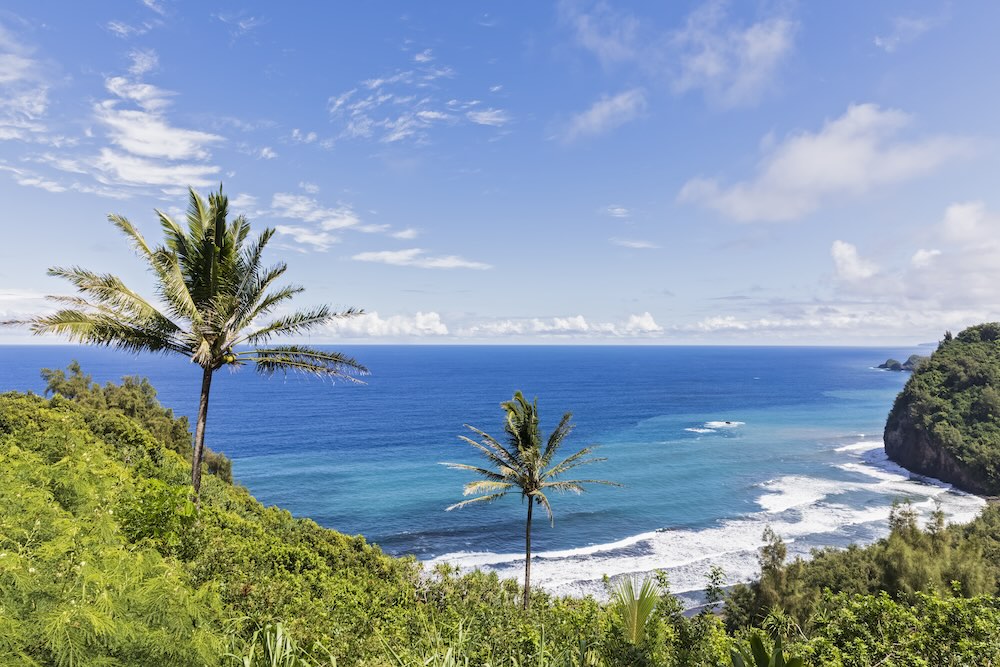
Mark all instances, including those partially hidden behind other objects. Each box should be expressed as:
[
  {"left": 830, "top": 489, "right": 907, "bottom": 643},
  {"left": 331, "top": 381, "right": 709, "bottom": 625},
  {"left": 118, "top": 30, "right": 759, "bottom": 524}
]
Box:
[
  {"left": 7, "top": 365, "right": 1000, "bottom": 666},
  {"left": 885, "top": 323, "right": 1000, "bottom": 494}
]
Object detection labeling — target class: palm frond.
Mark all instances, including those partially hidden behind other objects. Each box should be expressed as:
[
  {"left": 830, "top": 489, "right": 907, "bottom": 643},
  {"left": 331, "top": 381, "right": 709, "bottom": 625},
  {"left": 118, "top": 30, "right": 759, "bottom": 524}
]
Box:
[
  {"left": 462, "top": 425, "right": 522, "bottom": 469},
  {"left": 540, "top": 411, "right": 574, "bottom": 467},
  {"left": 446, "top": 492, "right": 508, "bottom": 511},
  {"left": 439, "top": 462, "right": 512, "bottom": 483},
  {"left": 246, "top": 345, "right": 369, "bottom": 380},
  {"left": 461, "top": 480, "right": 513, "bottom": 496},
  {"left": 457, "top": 433, "right": 522, "bottom": 473},
  {"left": 545, "top": 446, "right": 602, "bottom": 478},
  {"left": 108, "top": 214, "right": 155, "bottom": 261},
  {"left": 240, "top": 306, "right": 336, "bottom": 346}
]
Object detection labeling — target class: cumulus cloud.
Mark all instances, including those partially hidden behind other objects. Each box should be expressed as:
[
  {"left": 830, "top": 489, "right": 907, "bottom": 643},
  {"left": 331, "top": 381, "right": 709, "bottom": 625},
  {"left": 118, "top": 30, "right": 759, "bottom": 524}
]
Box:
[
  {"left": 352, "top": 248, "right": 491, "bottom": 270},
  {"left": 679, "top": 104, "right": 973, "bottom": 222},
  {"left": 831, "top": 240, "right": 878, "bottom": 282},
  {"left": 458, "top": 312, "right": 662, "bottom": 338},
  {"left": 326, "top": 311, "right": 448, "bottom": 337},
  {"left": 562, "top": 88, "right": 646, "bottom": 142}
]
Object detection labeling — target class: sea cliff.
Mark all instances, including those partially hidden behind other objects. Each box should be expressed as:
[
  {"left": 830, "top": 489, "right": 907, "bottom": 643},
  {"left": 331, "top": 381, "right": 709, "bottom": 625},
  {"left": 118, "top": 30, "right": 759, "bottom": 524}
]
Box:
[{"left": 884, "top": 323, "right": 1000, "bottom": 495}]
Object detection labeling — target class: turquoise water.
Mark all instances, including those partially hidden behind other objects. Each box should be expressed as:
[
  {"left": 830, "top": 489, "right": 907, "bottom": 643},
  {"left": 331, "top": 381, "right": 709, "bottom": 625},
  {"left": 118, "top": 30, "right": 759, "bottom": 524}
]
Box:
[{"left": 0, "top": 345, "right": 983, "bottom": 601}]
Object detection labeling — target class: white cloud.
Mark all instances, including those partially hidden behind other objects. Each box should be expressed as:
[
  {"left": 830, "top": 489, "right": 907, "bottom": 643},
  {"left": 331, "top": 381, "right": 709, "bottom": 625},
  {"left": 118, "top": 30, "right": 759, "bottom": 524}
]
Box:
[
  {"left": 562, "top": 88, "right": 645, "bottom": 142},
  {"left": 911, "top": 248, "right": 941, "bottom": 268},
  {"left": 831, "top": 240, "right": 878, "bottom": 281},
  {"left": 679, "top": 104, "right": 973, "bottom": 222},
  {"left": 128, "top": 49, "right": 158, "bottom": 76},
  {"left": 466, "top": 108, "right": 510, "bottom": 127},
  {"left": 605, "top": 205, "right": 630, "bottom": 218},
  {"left": 0, "top": 165, "right": 65, "bottom": 192},
  {"left": 270, "top": 193, "right": 360, "bottom": 230},
  {"left": 352, "top": 248, "right": 491, "bottom": 270},
  {"left": 291, "top": 128, "right": 318, "bottom": 143},
  {"left": 458, "top": 312, "right": 662, "bottom": 338},
  {"left": 258, "top": 146, "right": 277, "bottom": 159},
  {"left": 391, "top": 228, "right": 419, "bottom": 240},
  {"left": 875, "top": 16, "right": 939, "bottom": 53},
  {"left": 561, "top": 1, "right": 795, "bottom": 108},
  {"left": 326, "top": 311, "right": 448, "bottom": 337},
  {"left": 0, "top": 23, "right": 49, "bottom": 142},
  {"left": 671, "top": 1, "right": 796, "bottom": 108},
  {"left": 92, "top": 148, "right": 220, "bottom": 187},
  {"left": 329, "top": 57, "right": 509, "bottom": 143},
  {"left": 105, "top": 21, "right": 152, "bottom": 38},
  {"left": 561, "top": 0, "right": 640, "bottom": 67},
  {"left": 95, "top": 98, "right": 222, "bottom": 160},
  {"left": 298, "top": 181, "right": 319, "bottom": 193},
  {"left": 273, "top": 225, "right": 339, "bottom": 251},
  {"left": 229, "top": 193, "right": 257, "bottom": 210},
  {"left": 611, "top": 238, "right": 658, "bottom": 249},
  {"left": 413, "top": 49, "right": 434, "bottom": 63}
]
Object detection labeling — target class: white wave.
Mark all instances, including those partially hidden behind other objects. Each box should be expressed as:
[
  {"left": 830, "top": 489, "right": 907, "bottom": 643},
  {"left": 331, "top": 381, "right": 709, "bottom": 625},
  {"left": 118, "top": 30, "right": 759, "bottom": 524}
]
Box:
[
  {"left": 834, "top": 441, "right": 882, "bottom": 453},
  {"left": 704, "top": 420, "right": 744, "bottom": 429},
  {"left": 685, "top": 427, "right": 716, "bottom": 434},
  {"left": 427, "top": 441, "right": 986, "bottom": 603}
]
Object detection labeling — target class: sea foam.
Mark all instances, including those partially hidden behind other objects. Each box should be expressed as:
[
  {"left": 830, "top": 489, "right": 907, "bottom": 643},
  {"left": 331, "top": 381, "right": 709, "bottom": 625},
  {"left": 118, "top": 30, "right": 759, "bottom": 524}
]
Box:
[{"left": 428, "top": 438, "right": 986, "bottom": 602}]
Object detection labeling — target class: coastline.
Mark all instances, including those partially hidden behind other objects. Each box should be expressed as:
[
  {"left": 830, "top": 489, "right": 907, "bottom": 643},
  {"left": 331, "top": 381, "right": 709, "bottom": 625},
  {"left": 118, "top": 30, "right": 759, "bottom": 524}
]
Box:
[{"left": 426, "top": 437, "right": 987, "bottom": 606}]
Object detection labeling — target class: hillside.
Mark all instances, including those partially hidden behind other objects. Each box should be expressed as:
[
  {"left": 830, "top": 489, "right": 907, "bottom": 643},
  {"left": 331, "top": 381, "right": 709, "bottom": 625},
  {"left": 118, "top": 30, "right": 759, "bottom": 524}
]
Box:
[
  {"left": 5, "top": 364, "right": 1000, "bottom": 665},
  {"left": 884, "top": 323, "right": 1000, "bottom": 494}
]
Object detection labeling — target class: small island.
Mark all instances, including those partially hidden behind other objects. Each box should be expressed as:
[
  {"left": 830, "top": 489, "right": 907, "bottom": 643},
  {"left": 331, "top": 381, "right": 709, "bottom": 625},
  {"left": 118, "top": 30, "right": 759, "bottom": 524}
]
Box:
[{"left": 877, "top": 353, "right": 929, "bottom": 371}]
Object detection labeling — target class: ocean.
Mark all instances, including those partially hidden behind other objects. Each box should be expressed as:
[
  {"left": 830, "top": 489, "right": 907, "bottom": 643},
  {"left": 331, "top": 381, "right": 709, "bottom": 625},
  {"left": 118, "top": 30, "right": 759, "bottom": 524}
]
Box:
[{"left": 0, "top": 345, "right": 984, "bottom": 605}]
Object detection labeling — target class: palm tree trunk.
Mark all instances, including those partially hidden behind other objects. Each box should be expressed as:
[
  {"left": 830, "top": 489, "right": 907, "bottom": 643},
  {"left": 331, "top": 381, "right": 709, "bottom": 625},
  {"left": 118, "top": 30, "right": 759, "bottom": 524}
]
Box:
[
  {"left": 191, "top": 366, "right": 213, "bottom": 502},
  {"left": 524, "top": 498, "right": 533, "bottom": 610}
]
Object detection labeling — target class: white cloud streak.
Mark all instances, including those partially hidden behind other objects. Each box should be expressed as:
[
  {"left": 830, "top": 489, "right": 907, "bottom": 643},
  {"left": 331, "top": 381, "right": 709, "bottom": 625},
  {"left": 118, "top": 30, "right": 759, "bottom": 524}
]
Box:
[
  {"left": 327, "top": 311, "right": 448, "bottom": 337},
  {"left": 562, "top": 88, "right": 645, "bottom": 142},
  {"left": 353, "top": 248, "right": 491, "bottom": 270}
]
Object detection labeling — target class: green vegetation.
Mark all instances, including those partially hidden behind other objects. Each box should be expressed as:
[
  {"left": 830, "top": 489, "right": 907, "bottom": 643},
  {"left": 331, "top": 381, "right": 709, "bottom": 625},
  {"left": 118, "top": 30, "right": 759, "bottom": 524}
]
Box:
[
  {"left": 20, "top": 187, "right": 367, "bottom": 497},
  {"left": 885, "top": 322, "right": 1000, "bottom": 492},
  {"left": 6, "top": 364, "right": 1000, "bottom": 665},
  {"left": 442, "top": 391, "right": 619, "bottom": 609}
]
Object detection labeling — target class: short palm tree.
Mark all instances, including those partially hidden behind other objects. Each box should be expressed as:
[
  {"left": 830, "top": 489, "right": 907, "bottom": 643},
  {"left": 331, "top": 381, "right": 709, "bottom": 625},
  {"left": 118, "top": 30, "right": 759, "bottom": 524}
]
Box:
[
  {"left": 442, "top": 391, "right": 619, "bottom": 609},
  {"left": 20, "top": 187, "right": 367, "bottom": 499}
]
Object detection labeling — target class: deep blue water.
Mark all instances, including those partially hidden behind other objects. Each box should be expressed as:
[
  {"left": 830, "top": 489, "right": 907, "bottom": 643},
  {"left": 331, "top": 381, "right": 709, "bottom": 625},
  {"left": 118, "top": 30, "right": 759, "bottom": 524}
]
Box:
[{"left": 0, "top": 345, "right": 983, "bottom": 599}]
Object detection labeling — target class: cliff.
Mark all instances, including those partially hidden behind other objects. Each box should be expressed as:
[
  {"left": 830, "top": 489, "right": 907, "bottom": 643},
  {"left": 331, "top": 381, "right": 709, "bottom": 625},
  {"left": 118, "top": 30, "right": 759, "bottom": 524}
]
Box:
[{"left": 884, "top": 324, "right": 1000, "bottom": 495}]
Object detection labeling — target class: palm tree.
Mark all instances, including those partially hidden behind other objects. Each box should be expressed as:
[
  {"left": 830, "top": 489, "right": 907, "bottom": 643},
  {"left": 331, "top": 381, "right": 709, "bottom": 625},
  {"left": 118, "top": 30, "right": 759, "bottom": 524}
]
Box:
[
  {"left": 20, "top": 186, "right": 367, "bottom": 499},
  {"left": 442, "top": 391, "right": 619, "bottom": 609}
]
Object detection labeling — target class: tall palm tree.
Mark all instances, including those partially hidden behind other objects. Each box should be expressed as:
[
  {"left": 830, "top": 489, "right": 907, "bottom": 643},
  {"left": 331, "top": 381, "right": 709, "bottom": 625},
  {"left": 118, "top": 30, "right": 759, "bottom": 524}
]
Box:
[
  {"left": 442, "top": 391, "right": 619, "bottom": 609},
  {"left": 20, "top": 186, "right": 367, "bottom": 499}
]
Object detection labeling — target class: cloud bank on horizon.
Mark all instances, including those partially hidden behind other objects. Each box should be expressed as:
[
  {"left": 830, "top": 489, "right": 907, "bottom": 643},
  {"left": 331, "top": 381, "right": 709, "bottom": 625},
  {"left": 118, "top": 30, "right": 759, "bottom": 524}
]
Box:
[{"left": 0, "top": 1, "right": 997, "bottom": 345}]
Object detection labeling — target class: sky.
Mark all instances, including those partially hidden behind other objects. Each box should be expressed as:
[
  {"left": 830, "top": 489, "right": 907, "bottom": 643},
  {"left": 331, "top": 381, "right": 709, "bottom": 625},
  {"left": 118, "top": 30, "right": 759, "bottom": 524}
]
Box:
[{"left": 1, "top": 1, "right": 999, "bottom": 345}]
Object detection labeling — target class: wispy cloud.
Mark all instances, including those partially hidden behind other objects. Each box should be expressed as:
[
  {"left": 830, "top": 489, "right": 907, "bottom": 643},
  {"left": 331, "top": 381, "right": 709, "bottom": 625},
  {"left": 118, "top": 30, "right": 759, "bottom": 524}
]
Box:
[
  {"left": 352, "top": 248, "right": 491, "bottom": 270},
  {"left": 273, "top": 225, "right": 339, "bottom": 251},
  {"left": 671, "top": 1, "right": 796, "bottom": 108},
  {"left": 392, "top": 227, "right": 419, "bottom": 240},
  {"left": 875, "top": 15, "right": 942, "bottom": 53},
  {"left": 257, "top": 146, "right": 277, "bottom": 159},
  {"left": 328, "top": 55, "right": 510, "bottom": 143},
  {"left": 413, "top": 49, "right": 434, "bottom": 63},
  {"left": 679, "top": 104, "right": 973, "bottom": 222},
  {"left": 467, "top": 108, "right": 510, "bottom": 127},
  {"left": 270, "top": 193, "right": 360, "bottom": 230},
  {"left": 562, "top": 88, "right": 645, "bottom": 142},
  {"left": 611, "top": 238, "right": 658, "bottom": 249},
  {"left": 605, "top": 205, "right": 630, "bottom": 218},
  {"left": 128, "top": 48, "right": 158, "bottom": 76},
  {"left": 0, "top": 22, "right": 49, "bottom": 142},
  {"left": 561, "top": 1, "right": 796, "bottom": 109}
]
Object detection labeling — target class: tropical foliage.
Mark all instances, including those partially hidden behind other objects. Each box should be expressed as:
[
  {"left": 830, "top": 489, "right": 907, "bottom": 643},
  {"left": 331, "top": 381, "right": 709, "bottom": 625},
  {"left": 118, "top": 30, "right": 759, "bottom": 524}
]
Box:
[
  {"left": 19, "top": 187, "right": 367, "bottom": 496},
  {"left": 886, "top": 322, "right": 1000, "bottom": 492},
  {"left": 7, "top": 367, "right": 1000, "bottom": 665},
  {"left": 442, "top": 391, "right": 619, "bottom": 609}
]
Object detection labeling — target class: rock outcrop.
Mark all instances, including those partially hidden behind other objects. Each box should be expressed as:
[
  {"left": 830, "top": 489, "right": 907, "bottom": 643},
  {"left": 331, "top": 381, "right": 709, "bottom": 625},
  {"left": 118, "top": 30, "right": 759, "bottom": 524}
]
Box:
[{"left": 883, "top": 323, "right": 1000, "bottom": 496}]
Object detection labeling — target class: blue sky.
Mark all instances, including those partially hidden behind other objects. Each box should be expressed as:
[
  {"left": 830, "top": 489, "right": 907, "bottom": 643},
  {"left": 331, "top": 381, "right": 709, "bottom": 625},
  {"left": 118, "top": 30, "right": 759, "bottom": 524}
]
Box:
[{"left": 1, "top": 1, "right": 998, "bottom": 345}]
